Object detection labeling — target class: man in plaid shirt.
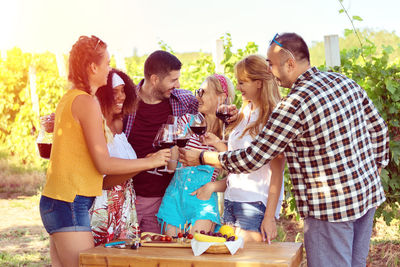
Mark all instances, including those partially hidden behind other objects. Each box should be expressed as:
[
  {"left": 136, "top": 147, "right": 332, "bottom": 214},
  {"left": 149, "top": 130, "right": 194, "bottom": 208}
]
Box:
[{"left": 180, "top": 33, "right": 389, "bottom": 267}]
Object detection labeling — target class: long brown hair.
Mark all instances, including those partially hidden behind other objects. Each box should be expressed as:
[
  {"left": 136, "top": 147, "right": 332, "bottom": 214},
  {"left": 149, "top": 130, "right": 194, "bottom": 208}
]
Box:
[
  {"left": 68, "top": 35, "right": 107, "bottom": 94},
  {"left": 229, "top": 55, "right": 281, "bottom": 138}
]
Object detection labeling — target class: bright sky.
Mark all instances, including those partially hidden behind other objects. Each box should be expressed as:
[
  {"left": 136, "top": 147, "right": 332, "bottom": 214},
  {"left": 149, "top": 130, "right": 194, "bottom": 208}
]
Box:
[{"left": 1, "top": 0, "right": 399, "bottom": 57}]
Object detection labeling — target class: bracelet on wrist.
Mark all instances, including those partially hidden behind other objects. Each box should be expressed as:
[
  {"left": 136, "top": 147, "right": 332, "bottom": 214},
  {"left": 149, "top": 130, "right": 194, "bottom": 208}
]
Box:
[{"left": 199, "top": 150, "right": 205, "bottom": 165}]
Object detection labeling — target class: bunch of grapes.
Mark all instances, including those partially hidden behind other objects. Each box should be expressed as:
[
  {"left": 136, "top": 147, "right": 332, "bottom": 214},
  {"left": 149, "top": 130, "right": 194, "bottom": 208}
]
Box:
[{"left": 198, "top": 230, "right": 236, "bottom": 241}]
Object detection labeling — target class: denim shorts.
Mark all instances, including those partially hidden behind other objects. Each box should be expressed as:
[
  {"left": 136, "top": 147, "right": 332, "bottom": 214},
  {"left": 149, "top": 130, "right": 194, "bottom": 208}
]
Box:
[
  {"left": 222, "top": 199, "right": 266, "bottom": 232},
  {"left": 40, "top": 195, "right": 95, "bottom": 234},
  {"left": 157, "top": 165, "right": 221, "bottom": 229}
]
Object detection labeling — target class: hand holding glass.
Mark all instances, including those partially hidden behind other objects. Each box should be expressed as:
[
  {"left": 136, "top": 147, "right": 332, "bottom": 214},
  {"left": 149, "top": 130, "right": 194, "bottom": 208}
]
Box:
[{"left": 156, "top": 124, "right": 177, "bottom": 173}]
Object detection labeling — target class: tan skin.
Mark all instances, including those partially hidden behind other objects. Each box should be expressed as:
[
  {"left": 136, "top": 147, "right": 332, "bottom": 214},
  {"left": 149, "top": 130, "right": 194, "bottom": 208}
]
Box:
[
  {"left": 49, "top": 49, "right": 171, "bottom": 267},
  {"left": 163, "top": 79, "right": 228, "bottom": 237},
  {"left": 191, "top": 78, "right": 285, "bottom": 243}
]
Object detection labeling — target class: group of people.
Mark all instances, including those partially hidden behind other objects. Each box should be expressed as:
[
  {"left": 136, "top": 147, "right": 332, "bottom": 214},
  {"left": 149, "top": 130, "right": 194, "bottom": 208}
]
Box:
[{"left": 39, "top": 32, "right": 389, "bottom": 267}]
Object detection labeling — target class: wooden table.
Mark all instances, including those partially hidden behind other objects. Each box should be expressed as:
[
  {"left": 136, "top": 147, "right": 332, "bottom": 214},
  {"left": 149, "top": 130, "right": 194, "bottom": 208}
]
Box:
[{"left": 79, "top": 242, "right": 303, "bottom": 267}]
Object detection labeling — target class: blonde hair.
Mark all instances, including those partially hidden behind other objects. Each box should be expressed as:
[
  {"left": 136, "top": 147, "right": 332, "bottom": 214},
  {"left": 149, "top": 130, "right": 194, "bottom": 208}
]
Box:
[
  {"left": 204, "top": 74, "right": 235, "bottom": 138},
  {"left": 229, "top": 55, "right": 281, "bottom": 138}
]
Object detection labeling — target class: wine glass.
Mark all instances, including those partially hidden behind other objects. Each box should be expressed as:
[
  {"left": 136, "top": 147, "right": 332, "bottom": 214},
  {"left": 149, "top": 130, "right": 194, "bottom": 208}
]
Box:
[
  {"left": 157, "top": 124, "right": 177, "bottom": 173},
  {"left": 146, "top": 125, "right": 166, "bottom": 176},
  {"left": 166, "top": 115, "right": 179, "bottom": 126},
  {"left": 188, "top": 113, "right": 209, "bottom": 150},
  {"left": 216, "top": 96, "right": 231, "bottom": 142},
  {"left": 188, "top": 113, "right": 207, "bottom": 136},
  {"left": 174, "top": 122, "right": 192, "bottom": 170}
]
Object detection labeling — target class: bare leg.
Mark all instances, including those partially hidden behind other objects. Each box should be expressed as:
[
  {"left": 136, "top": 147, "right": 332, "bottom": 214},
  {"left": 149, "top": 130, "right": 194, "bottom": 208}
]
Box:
[
  {"left": 51, "top": 231, "right": 94, "bottom": 267},
  {"left": 49, "top": 235, "right": 63, "bottom": 267},
  {"left": 191, "top": 220, "right": 214, "bottom": 234},
  {"left": 235, "top": 227, "right": 262, "bottom": 242}
]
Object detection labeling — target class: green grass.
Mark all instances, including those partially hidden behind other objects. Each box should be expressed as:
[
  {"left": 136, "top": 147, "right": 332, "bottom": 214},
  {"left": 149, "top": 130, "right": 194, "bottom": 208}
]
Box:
[{"left": 0, "top": 251, "right": 50, "bottom": 267}]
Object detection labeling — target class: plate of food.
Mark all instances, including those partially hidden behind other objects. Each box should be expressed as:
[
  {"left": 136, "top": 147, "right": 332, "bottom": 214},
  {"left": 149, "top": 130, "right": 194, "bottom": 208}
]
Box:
[
  {"left": 140, "top": 232, "right": 192, "bottom": 248},
  {"left": 190, "top": 225, "right": 244, "bottom": 256}
]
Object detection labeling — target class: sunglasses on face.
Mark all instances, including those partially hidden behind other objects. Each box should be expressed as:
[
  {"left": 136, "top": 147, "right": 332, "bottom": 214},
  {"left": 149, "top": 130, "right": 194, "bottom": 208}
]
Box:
[
  {"left": 269, "top": 33, "right": 295, "bottom": 60},
  {"left": 195, "top": 88, "right": 205, "bottom": 98}
]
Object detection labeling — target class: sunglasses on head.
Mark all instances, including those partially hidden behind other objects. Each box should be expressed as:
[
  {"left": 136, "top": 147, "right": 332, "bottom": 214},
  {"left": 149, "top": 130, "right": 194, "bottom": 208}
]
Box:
[
  {"left": 269, "top": 33, "right": 295, "bottom": 60},
  {"left": 195, "top": 88, "right": 205, "bottom": 98},
  {"left": 92, "top": 36, "right": 104, "bottom": 51}
]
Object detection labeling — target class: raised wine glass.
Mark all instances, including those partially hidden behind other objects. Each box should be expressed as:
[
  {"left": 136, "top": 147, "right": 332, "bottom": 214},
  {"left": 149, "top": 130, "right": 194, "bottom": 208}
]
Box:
[
  {"left": 188, "top": 113, "right": 209, "bottom": 150},
  {"left": 157, "top": 124, "right": 177, "bottom": 173},
  {"left": 188, "top": 113, "right": 207, "bottom": 136},
  {"left": 166, "top": 115, "right": 179, "bottom": 126},
  {"left": 174, "top": 121, "right": 192, "bottom": 170},
  {"left": 146, "top": 125, "right": 167, "bottom": 176},
  {"left": 216, "top": 96, "right": 231, "bottom": 142}
]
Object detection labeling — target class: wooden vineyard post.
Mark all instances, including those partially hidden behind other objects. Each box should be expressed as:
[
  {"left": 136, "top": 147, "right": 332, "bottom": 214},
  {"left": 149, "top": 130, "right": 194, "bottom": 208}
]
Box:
[
  {"left": 324, "top": 35, "right": 341, "bottom": 69},
  {"left": 214, "top": 39, "right": 224, "bottom": 74}
]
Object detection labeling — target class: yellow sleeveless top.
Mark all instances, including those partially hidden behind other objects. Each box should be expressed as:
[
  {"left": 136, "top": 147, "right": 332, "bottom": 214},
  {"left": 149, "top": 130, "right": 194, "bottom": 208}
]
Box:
[{"left": 42, "top": 89, "right": 103, "bottom": 202}]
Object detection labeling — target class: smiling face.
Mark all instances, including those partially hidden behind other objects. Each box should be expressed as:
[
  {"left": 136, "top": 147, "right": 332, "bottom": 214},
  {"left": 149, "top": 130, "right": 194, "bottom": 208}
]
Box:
[
  {"left": 196, "top": 80, "right": 221, "bottom": 115},
  {"left": 111, "top": 84, "right": 126, "bottom": 115},
  {"left": 236, "top": 78, "right": 260, "bottom": 103},
  {"left": 266, "top": 44, "right": 293, "bottom": 88},
  {"left": 153, "top": 70, "right": 181, "bottom": 100},
  {"left": 92, "top": 49, "right": 111, "bottom": 93}
]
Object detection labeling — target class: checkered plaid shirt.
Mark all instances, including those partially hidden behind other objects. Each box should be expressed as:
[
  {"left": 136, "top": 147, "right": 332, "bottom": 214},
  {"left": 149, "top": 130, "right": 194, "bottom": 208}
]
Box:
[
  {"left": 124, "top": 79, "right": 198, "bottom": 139},
  {"left": 220, "top": 67, "right": 389, "bottom": 222}
]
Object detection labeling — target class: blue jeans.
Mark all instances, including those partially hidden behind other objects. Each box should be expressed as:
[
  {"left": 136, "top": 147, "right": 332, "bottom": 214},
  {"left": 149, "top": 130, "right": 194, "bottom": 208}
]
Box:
[
  {"left": 40, "top": 195, "right": 94, "bottom": 234},
  {"left": 304, "top": 208, "right": 376, "bottom": 267},
  {"left": 223, "top": 199, "right": 266, "bottom": 232}
]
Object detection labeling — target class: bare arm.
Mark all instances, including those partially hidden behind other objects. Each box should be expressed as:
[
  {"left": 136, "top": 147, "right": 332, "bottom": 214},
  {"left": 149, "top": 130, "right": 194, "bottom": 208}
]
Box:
[
  {"left": 102, "top": 172, "right": 139, "bottom": 190},
  {"left": 72, "top": 94, "right": 170, "bottom": 175},
  {"left": 260, "top": 153, "right": 285, "bottom": 244},
  {"left": 202, "top": 132, "right": 228, "bottom": 152},
  {"left": 179, "top": 149, "right": 222, "bottom": 168},
  {"left": 191, "top": 178, "right": 227, "bottom": 200}
]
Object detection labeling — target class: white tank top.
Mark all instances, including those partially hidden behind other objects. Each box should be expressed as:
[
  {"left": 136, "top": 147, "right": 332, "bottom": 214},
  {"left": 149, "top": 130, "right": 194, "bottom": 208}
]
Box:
[{"left": 224, "top": 104, "right": 284, "bottom": 218}]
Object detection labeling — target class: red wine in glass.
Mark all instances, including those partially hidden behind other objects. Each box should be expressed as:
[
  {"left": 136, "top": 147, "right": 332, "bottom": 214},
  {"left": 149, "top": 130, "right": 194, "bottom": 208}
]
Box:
[
  {"left": 160, "top": 141, "right": 175, "bottom": 149},
  {"left": 216, "top": 111, "right": 230, "bottom": 124},
  {"left": 37, "top": 143, "right": 52, "bottom": 159},
  {"left": 216, "top": 97, "right": 231, "bottom": 142},
  {"left": 190, "top": 126, "right": 206, "bottom": 136},
  {"left": 176, "top": 138, "right": 190, "bottom": 148}
]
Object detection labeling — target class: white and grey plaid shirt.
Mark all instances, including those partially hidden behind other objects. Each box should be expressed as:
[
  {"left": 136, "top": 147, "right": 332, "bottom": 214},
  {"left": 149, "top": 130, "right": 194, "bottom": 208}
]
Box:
[{"left": 220, "top": 67, "right": 389, "bottom": 222}]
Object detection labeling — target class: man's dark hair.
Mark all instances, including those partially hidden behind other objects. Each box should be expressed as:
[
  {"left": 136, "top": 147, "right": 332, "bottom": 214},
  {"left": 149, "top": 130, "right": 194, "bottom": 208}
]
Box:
[
  {"left": 144, "top": 50, "right": 182, "bottom": 79},
  {"left": 275, "top": 33, "right": 310, "bottom": 63}
]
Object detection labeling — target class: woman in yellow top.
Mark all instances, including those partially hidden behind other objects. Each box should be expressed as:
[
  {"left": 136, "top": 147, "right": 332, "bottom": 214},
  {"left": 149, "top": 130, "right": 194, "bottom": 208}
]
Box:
[{"left": 39, "top": 35, "right": 171, "bottom": 267}]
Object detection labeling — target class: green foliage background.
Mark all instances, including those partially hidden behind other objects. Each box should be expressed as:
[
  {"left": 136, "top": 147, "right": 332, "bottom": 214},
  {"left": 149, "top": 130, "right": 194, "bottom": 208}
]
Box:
[{"left": 0, "top": 28, "right": 399, "bottom": 223}]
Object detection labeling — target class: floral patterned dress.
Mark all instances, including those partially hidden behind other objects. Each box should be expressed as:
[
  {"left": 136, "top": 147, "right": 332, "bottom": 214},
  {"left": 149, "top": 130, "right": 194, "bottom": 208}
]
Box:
[{"left": 90, "top": 133, "right": 139, "bottom": 246}]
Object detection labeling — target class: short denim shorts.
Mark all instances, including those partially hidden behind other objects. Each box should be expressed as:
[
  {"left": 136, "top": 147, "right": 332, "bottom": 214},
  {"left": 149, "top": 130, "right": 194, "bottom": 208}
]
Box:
[
  {"left": 222, "top": 199, "right": 266, "bottom": 232},
  {"left": 157, "top": 165, "right": 221, "bottom": 229},
  {"left": 40, "top": 195, "right": 94, "bottom": 234}
]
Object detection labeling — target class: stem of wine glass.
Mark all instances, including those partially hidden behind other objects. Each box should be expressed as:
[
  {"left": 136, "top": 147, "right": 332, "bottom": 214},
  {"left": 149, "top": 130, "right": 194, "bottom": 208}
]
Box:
[{"left": 147, "top": 168, "right": 163, "bottom": 176}]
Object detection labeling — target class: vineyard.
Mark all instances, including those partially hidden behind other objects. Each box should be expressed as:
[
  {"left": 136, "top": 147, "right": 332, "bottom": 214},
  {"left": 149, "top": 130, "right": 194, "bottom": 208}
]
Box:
[{"left": 0, "top": 30, "right": 399, "bottom": 225}]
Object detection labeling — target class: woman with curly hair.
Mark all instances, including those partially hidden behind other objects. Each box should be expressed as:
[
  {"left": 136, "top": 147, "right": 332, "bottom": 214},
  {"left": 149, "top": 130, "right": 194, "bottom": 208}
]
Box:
[{"left": 90, "top": 68, "right": 141, "bottom": 246}]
